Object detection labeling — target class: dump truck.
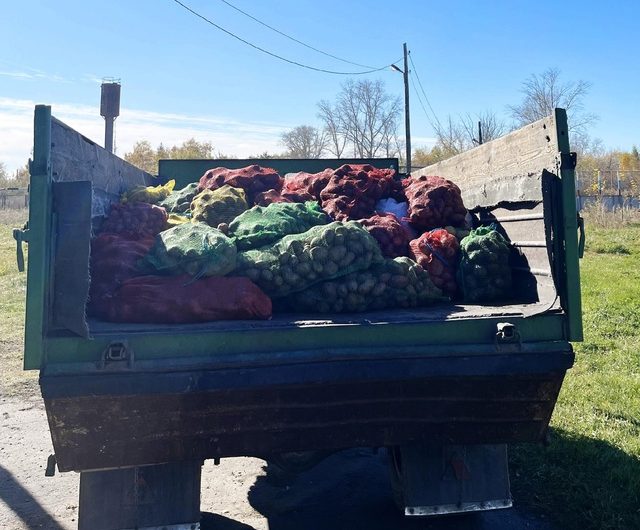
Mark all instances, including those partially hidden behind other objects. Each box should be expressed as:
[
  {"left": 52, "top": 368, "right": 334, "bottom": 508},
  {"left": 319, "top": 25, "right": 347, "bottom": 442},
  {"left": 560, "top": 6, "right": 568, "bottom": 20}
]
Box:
[{"left": 14, "top": 105, "right": 583, "bottom": 529}]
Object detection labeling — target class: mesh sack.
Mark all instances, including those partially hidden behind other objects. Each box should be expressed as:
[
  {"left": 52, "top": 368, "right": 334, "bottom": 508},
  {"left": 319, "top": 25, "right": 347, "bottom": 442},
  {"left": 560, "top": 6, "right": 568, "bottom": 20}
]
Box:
[
  {"left": 403, "top": 175, "right": 467, "bottom": 230},
  {"left": 88, "top": 234, "right": 155, "bottom": 318},
  {"left": 284, "top": 257, "right": 444, "bottom": 314},
  {"left": 198, "top": 165, "right": 283, "bottom": 205},
  {"left": 142, "top": 222, "right": 237, "bottom": 278},
  {"left": 100, "top": 202, "right": 168, "bottom": 239},
  {"left": 282, "top": 169, "right": 334, "bottom": 200},
  {"left": 409, "top": 228, "right": 460, "bottom": 297},
  {"left": 191, "top": 185, "right": 248, "bottom": 227},
  {"left": 358, "top": 213, "right": 411, "bottom": 258},
  {"left": 320, "top": 164, "right": 397, "bottom": 221},
  {"left": 236, "top": 221, "right": 383, "bottom": 298},
  {"left": 458, "top": 224, "right": 512, "bottom": 303},
  {"left": 253, "top": 188, "right": 317, "bottom": 205},
  {"left": 229, "top": 201, "right": 329, "bottom": 250},
  {"left": 102, "top": 275, "right": 272, "bottom": 323},
  {"left": 158, "top": 182, "right": 198, "bottom": 213},
  {"left": 121, "top": 180, "right": 175, "bottom": 204},
  {"left": 166, "top": 213, "right": 190, "bottom": 227}
]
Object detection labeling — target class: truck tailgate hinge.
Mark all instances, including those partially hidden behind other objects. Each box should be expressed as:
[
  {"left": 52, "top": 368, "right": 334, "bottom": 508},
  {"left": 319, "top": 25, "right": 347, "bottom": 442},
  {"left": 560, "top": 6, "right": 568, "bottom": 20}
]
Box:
[
  {"left": 557, "top": 152, "right": 577, "bottom": 171},
  {"left": 12, "top": 224, "right": 29, "bottom": 272}
]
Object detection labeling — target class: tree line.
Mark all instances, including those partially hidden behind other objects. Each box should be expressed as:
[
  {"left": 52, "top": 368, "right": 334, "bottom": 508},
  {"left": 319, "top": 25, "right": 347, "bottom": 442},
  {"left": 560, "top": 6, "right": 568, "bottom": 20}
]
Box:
[{"left": 2, "top": 67, "right": 637, "bottom": 184}]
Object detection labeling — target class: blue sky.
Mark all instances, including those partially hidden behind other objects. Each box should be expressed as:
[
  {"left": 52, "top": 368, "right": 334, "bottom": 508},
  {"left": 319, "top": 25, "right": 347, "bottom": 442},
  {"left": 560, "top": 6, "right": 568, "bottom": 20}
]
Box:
[{"left": 1, "top": 0, "right": 638, "bottom": 173}]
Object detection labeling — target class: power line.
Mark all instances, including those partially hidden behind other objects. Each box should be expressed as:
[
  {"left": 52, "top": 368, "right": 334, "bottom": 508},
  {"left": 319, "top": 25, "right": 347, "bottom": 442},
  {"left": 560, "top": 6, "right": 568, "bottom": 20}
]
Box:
[
  {"left": 172, "top": 0, "right": 397, "bottom": 75},
  {"left": 409, "top": 74, "right": 435, "bottom": 129},
  {"left": 408, "top": 52, "right": 442, "bottom": 129},
  {"left": 216, "top": 0, "right": 378, "bottom": 69}
]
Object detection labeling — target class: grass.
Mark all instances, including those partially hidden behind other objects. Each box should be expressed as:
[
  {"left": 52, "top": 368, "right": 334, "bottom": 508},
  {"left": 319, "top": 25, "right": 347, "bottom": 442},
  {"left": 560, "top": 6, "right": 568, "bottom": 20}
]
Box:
[
  {"left": 0, "top": 209, "right": 37, "bottom": 397},
  {"left": 0, "top": 209, "right": 639, "bottom": 527},
  {"left": 510, "top": 219, "right": 640, "bottom": 529}
]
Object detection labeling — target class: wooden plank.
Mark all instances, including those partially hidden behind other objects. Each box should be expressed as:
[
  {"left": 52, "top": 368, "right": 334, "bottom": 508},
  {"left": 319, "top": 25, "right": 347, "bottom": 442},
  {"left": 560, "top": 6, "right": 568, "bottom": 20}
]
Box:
[{"left": 414, "top": 115, "right": 559, "bottom": 209}]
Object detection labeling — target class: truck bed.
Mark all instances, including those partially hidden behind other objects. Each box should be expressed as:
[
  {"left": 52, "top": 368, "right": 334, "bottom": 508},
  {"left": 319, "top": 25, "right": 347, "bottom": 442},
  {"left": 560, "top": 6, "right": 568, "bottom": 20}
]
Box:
[
  {"left": 88, "top": 300, "right": 559, "bottom": 334},
  {"left": 24, "top": 106, "right": 581, "bottom": 473}
]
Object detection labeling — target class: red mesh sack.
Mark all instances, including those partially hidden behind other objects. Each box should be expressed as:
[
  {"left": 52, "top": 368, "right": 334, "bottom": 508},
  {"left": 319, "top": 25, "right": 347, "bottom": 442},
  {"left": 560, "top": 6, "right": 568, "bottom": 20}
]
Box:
[
  {"left": 403, "top": 175, "right": 467, "bottom": 230},
  {"left": 100, "top": 202, "right": 168, "bottom": 239},
  {"left": 409, "top": 228, "right": 459, "bottom": 296},
  {"left": 103, "top": 275, "right": 272, "bottom": 323},
  {"left": 198, "top": 165, "right": 283, "bottom": 205},
  {"left": 283, "top": 169, "right": 334, "bottom": 200},
  {"left": 88, "top": 234, "right": 155, "bottom": 317},
  {"left": 359, "top": 213, "right": 411, "bottom": 258},
  {"left": 253, "top": 188, "right": 301, "bottom": 206},
  {"left": 320, "top": 164, "right": 397, "bottom": 221}
]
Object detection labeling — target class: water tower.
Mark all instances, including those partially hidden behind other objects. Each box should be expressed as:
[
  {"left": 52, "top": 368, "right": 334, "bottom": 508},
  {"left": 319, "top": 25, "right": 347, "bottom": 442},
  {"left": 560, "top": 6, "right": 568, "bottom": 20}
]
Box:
[{"left": 100, "top": 79, "right": 121, "bottom": 153}]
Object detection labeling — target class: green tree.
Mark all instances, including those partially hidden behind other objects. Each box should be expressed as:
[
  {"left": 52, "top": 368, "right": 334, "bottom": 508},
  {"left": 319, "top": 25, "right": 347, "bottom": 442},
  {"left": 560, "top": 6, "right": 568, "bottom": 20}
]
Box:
[{"left": 124, "top": 138, "right": 222, "bottom": 174}]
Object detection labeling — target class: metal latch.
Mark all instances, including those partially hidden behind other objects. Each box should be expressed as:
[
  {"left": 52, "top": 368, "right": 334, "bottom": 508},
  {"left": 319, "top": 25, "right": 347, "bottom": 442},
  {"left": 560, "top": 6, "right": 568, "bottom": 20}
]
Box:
[
  {"left": 12, "top": 224, "right": 29, "bottom": 272},
  {"left": 557, "top": 152, "right": 577, "bottom": 171},
  {"left": 99, "top": 342, "right": 133, "bottom": 369},
  {"left": 495, "top": 322, "right": 520, "bottom": 344},
  {"left": 577, "top": 213, "right": 585, "bottom": 258}
]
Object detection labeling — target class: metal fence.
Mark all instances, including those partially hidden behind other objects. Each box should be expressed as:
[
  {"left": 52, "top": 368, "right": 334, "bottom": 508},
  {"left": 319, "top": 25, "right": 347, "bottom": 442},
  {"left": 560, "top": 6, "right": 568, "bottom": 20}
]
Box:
[
  {"left": 0, "top": 188, "right": 29, "bottom": 209},
  {"left": 576, "top": 170, "right": 640, "bottom": 211}
]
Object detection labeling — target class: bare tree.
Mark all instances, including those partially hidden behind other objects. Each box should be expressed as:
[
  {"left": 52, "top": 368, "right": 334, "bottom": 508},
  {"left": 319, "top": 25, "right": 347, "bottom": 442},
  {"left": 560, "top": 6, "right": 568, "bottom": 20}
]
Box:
[
  {"left": 280, "top": 125, "right": 327, "bottom": 158},
  {"left": 317, "top": 100, "right": 347, "bottom": 158},
  {"left": 460, "top": 111, "right": 507, "bottom": 145},
  {"left": 433, "top": 116, "right": 468, "bottom": 155},
  {"left": 318, "top": 79, "right": 402, "bottom": 159},
  {"left": 508, "top": 68, "right": 597, "bottom": 141}
]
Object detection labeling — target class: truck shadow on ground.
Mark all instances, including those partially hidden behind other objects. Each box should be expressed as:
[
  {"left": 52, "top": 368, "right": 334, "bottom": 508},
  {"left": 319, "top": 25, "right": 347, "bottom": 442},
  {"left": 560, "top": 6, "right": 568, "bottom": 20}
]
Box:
[
  {"left": 242, "top": 448, "right": 553, "bottom": 530},
  {"left": 0, "top": 464, "right": 65, "bottom": 530},
  {"left": 202, "top": 432, "right": 640, "bottom": 530}
]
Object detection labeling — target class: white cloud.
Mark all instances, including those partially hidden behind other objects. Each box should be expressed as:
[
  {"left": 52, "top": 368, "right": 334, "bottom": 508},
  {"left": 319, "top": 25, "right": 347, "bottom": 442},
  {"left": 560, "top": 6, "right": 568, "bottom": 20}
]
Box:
[{"left": 0, "top": 97, "right": 290, "bottom": 173}]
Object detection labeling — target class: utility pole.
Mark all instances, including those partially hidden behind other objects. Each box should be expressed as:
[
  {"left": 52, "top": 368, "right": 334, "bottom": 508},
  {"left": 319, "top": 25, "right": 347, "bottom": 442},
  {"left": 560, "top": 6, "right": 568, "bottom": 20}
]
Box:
[
  {"left": 403, "top": 43, "right": 411, "bottom": 175},
  {"left": 390, "top": 43, "right": 411, "bottom": 174}
]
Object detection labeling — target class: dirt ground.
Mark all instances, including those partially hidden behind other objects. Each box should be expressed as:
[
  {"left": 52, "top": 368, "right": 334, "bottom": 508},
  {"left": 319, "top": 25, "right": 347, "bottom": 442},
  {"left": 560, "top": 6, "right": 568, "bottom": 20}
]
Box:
[{"left": 0, "top": 395, "right": 556, "bottom": 530}]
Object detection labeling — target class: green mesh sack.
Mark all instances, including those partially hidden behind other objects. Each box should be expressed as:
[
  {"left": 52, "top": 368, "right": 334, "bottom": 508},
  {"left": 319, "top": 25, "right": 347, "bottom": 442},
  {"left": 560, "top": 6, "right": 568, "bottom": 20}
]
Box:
[
  {"left": 236, "top": 221, "right": 383, "bottom": 298},
  {"left": 191, "top": 185, "right": 248, "bottom": 227},
  {"left": 142, "top": 222, "right": 237, "bottom": 278},
  {"left": 284, "top": 256, "right": 445, "bottom": 313},
  {"left": 159, "top": 182, "right": 199, "bottom": 214},
  {"left": 229, "top": 201, "right": 329, "bottom": 250},
  {"left": 458, "top": 224, "right": 512, "bottom": 303}
]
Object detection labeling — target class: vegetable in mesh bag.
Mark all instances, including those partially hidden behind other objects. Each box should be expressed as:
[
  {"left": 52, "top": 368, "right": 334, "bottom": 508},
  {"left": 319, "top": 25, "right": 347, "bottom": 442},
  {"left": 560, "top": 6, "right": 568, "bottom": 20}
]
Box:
[
  {"left": 358, "top": 213, "right": 411, "bottom": 258},
  {"left": 101, "top": 274, "right": 272, "bottom": 323},
  {"left": 198, "top": 165, "right": 283, "bottom": 205},
  {"left": 285, "top": 257, "right": 444, "bottom": 314},
  {"left": 142, "top": 222, "right": 237, "bottom": 278},
  {"left": 236, "top": 221, "right": 383, "bottom": 298},
  {"left": 191, "top": 185, "right": 248, "bottom": 228},
  {"left": 458, "top": 224, "right": 512, "bottom": 303},
  {"left": 229, "top": 201, "right": 329, "bottom": 250},
  {"left": 320, "top": 164, "right": 397, "bottom": 221},
  {"left": 282, "top": 169, "right": 334, "bottom": 201},
  {"left": 158, "top": 182, "right": 198, "bottom": 213},
  {"left": 403, "top": 175, "right": 467, "bottom": 230},
  {"left": 121, "top": 180, "right": 175, "bottom": 204},
  {"left": 409, "top": 228, "right": 460, "bottom": 297},
  {"left": 88, "top": 234, "right": 155, "bottom": 318},
  {"left": 100, "top": 202, "right": 168, "bottom": 239}
]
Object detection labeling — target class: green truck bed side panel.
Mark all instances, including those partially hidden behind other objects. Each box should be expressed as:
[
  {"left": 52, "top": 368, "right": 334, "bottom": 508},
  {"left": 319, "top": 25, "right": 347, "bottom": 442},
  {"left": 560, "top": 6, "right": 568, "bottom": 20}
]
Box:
[
  {"left": 554, "top": 109, "right": 583, "bottom": 341},
  {"left": 24, "top": 105, "right": 53, "bottom": 369}
]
